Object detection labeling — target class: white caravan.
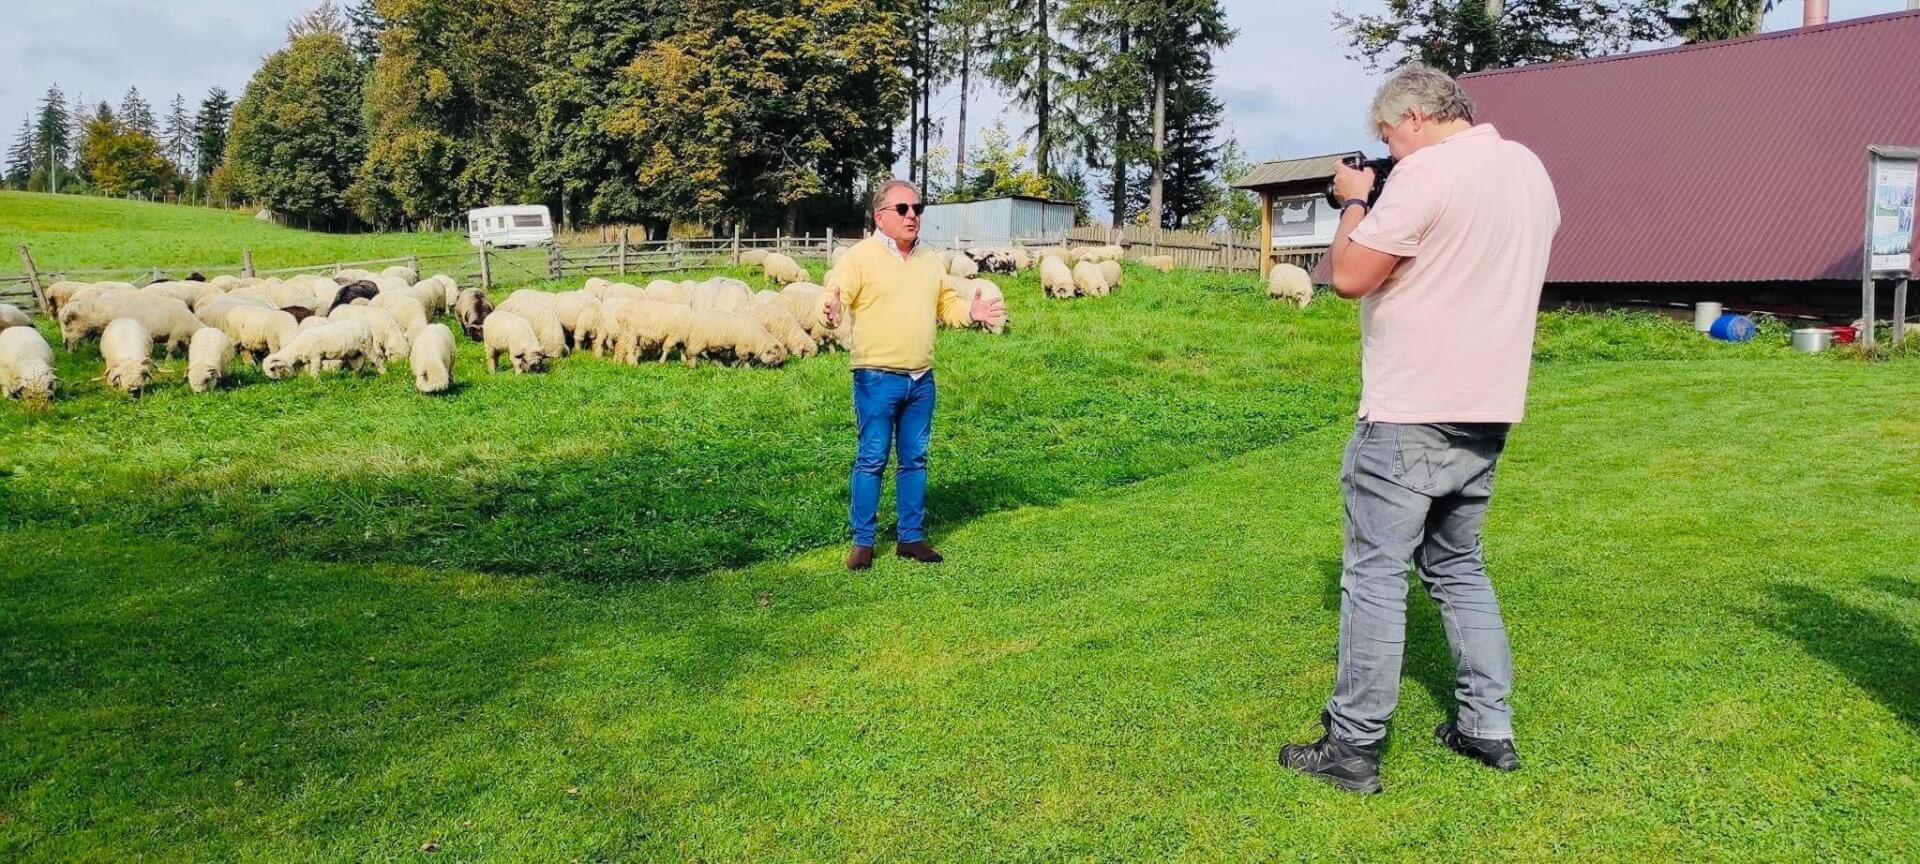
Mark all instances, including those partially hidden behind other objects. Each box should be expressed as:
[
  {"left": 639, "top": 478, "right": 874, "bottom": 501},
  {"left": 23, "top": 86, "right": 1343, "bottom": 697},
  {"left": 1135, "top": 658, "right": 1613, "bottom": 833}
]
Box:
[{"left": 467, "top": 205, "right": 554, "bottom": 248}]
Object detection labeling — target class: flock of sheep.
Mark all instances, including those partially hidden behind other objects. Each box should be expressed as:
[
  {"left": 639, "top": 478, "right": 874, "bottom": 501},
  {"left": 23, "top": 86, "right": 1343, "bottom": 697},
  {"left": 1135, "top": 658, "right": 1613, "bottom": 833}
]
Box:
[{"left": 0, "top": 243, "right": 1316, "bottom": 404}]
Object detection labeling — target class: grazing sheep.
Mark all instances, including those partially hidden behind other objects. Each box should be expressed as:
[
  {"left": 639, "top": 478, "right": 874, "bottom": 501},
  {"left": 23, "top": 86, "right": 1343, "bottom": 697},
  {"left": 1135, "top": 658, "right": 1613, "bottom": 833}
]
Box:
[
  {"left": 743, "top": 301, "right": 818, "bottom": 359},
  {"left": 100, "top": 318, "right": 154, "bottom": 395},
  {"left": 1266, "top": 263, "right": 1314, "bottom": 308},
  {"left": 497, "top": 294, "right": 568, "bottom": 358},
  {"left": 1076, "top": 244, "right": 1124, "bottom": 263},
  {"left": 762, "top": 252, "right": 808, "bottom": 285},
  {"left": 263, "top": 320, "right": 378, "bottom": 379},
  {"left": 143, "top": 280, "right": 216, "bottom": 307},
  {"left": 830, "top": 244, "right": 853, "bottom": 267},
  {"left": 1040, "top": 256, "right": 1078, "bottom": 299},
  {"left": 1096, "top": 259, "right": 1123, "bottom": 289},
  {"left": 971, "top": 281, "right": 1007, "bottom": 334},
  {"left": 61, "top": 293, "right": 202, "bottom": 354},
  {"left": 411, "top": 323, "right": 455, "bottom": 394},
  {"left": 947, "top": 252, "right": 979, "bottom": 279},
  {"left": 281, "top": 305, "right": 316, "bottom": 323},
  {"left": 741, "top": 248, "right": 771, "bottom": 266},
  {"left": 210, "top": 274, "right": 245, "bottom": 290},
  {"left": 0, "top": 303, "right": 31, "bottom": 331},
  {"left": 381, "top": 265, "right": 419, "bottom": 284},
  {"left": 608, "top": 298, "right": 694, "bottom": 364},
  {"left": 186, "top": 327, "right": 234, "bottom": 393},
  {"left": 334, "top": 268, "right": 375, "bottom": 282},
  {"left": 454, "top": 288, "right": 493, "bottom": 340},
  {"left": 297, "top": 316, "right": 329, "bottom": 333},
  {"left": 0, "top": 326, "right": 57, "bottom": 401},
  {"left": 643, "top": 280, "right": 688, "bottom": 306},
  {"left": 47, "top": 281, "right": 91, "bottom": 315},
  {"left": 601, "top": 281, "right": 646, "bottom": 302},
  {"left": 370, "top": 292, "right": 430, "bottom": 337},
  {"left": 412, "top": 275, "right": 457, "bottom": 314},
  {"left": 223, "top": 306, "right": 301, "bottom": 361},
  {"left": 483, "top": 311, "right": 547, "bottom": 373},
  {"left": 194, "top": 293, "right": 274, "bottom": 330},
  {"left": 684, "top": 310, "right": 787, "bottom": 368},
  {"left": 583, "top": 277, "right": 612, "bottom": 299},
  {"left": 326, "top": 304, "right": 410, "bottom": 365},
  {"left": 773, "top": 283, "right": 829, "bottom": 341},
  {"left": 573, "top": 303, "right": 607, "bottom": 355},
  {"left": 1009, "top": 247, "right": 1034, "bottom": 271},
  {"left": 1143, "top": 254, "right": 1175, "bottom": 274},
  {"left": 1073, "top": 260, "right": 1110, "bottom": 298},
  {"left": 549, "top": 290, "right": 601, "bottom": 345},
  {"left": 685, "top": 281, "right": 721, "bottom": 310},
  {"left": 331, "top": 280, "right": 381, "bottom": 307}
]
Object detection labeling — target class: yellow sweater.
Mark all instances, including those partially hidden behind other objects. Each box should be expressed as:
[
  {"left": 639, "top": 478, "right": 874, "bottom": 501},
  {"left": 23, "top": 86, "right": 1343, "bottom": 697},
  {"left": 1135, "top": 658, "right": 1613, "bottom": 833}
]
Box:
[{"left": 823, "top": 235, "right": 973, "bottom": 373}]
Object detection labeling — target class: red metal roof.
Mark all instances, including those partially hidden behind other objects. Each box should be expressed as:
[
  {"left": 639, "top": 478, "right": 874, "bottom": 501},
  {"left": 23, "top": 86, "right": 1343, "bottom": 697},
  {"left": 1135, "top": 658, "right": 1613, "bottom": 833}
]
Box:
[{"left": 1460, "top": 10, "right": 1920, "bottom": 283}]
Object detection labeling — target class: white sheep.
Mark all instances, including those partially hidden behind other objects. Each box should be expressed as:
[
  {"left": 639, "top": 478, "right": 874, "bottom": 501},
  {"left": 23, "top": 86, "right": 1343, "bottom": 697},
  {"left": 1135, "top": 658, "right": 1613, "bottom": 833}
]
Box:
[
  {"left": 1143, "top": 254, "right": 1175, "bottom": 274},
  {"left": 411, "top": 323, "right": 455, "bottom": 394},
  {"left": 0, "top": 303, "right": 31, "bottom": 331},
  {"left": 742, "top": 301, "right": 818, "bottom": 359},
  {"left": 602, "top": 281, "right": 647, "bottom": 302},
  {"left": 61, "top": 292, "right": 202, "bottom": 354},
  {"left": 497, "top": 294, "right": 568, "bottom": 358},
  {"left": 194, "top": 292, "right": 273, "bottom": 326},
  {"left": 741, "top": 248, "right": 771, "bottom": 266},
  {"left": 100, "top": 318, "right": 154, "bottom": 395},
  {"left": 186, "top": 327, "right": 234, "bottom": 393},
  {"left": 222, "top": 306, "right": 300, "bottom": 362},
  {"left": 549, "top": 290, "right": 601, "bottom": 346},
  {"left": 209, "top": 274, "right": 245, "bottom": 290},
  {"left": 573, "top": 303, "right": 607, "bottom": 355},
  {"left": 483, "top": 311, "right": 548, "bottom": 373},
  {"left": 1096, "top": 259, "right": 1123, "bottom": 290},
  {"left": 951, "top": 279, "right": 1008, "bottom": 335},
  {"left": 708, "top": 279, "right": 753, "bottom": 312},
  {"left": 1040, "top": 256, "right": 1078, "bottom": 299},
  {"left": 1073, "top": 260, "right": 1110, "bottom": 298},
  {"left": 263, "top": 319, "right": 377, "bottom": 379},
  {"left": 684, "top": 310, "right": 787, "bottom": 368},
  {"left": 381, "top": 265, "right": 419, "bottom": 284},
  {"left": 947, "top": 253, "right": 979, "bottom": 279},
  {"left": 327, "top": 304, "right": 411, "bottom": 366},
  {"left": 297, "top": 316, "right": 330, "bottom": 333},
  {"left": 455, "top": 288, "right": 493, "bottom": 340},
  {"left": 583, "top": 277, "right": 612, "bottom": 299},
  {"left": 609, "top": 298, "right": 694, "bottom": 364},
  {"left": 0, "top": 326, "right": 57, "bottom": 401},
  {"left": 762, "top": 252, "right": 809, "bottom": 285},
  {"left": 142, "top": 280, "right": 217, "bottom": 308},
  {"left": 370, "top": 291, "right": 430, "bottom": 337},
  {"left": 1266, "top": 263, "right": 1314, "bottom": 308}
]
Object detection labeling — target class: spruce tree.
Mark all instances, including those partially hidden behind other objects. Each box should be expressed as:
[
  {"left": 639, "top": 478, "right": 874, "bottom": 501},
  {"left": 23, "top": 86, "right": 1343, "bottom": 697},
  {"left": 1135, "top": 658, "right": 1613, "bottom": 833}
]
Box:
[{"left": 194, "top": 87, "right": 234, "bottom": 180}]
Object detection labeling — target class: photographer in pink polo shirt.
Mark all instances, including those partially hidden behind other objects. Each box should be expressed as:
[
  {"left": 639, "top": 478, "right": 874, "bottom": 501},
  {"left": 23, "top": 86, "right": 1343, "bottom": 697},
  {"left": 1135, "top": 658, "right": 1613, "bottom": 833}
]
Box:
[{"left": 1280, "top": 64, "right": 1560, "bottom": 794}]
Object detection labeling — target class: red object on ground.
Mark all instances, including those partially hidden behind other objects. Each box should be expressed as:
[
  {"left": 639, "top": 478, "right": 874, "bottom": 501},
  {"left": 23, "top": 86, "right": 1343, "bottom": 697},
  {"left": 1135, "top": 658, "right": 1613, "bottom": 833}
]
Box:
[
  {"left": 1459, "top": 11, "right": 1920, "bottom": 284},
  {"left": 1830, "top": 325, "right": 1859, "bottom": 344}
]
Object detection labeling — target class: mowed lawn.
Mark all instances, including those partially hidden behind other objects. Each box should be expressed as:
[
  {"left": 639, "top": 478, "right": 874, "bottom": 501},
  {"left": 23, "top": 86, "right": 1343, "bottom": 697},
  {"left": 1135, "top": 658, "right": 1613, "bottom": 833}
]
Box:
[
  {"left": 3, "top": 204, "right": 1918, "bottom": 859},
  {"left": 0, "top": 191, "right": 469, "bottom": 271}
]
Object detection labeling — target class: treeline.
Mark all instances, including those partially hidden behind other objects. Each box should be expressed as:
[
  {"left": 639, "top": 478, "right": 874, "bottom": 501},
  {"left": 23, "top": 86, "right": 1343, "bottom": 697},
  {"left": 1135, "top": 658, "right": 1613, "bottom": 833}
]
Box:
[{"left": 3, "top": 0, "right": 1257, "bottom": 236}]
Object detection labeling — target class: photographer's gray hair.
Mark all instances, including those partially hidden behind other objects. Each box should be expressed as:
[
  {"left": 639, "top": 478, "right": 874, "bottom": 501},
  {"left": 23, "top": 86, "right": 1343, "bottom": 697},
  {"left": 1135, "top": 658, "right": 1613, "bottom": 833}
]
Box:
[
  {"left": 1368, "top": 64, "right": 1476, "bottom": 134},
  {"left": 871, "top": 178, "right": 920, "bottom": 212}
]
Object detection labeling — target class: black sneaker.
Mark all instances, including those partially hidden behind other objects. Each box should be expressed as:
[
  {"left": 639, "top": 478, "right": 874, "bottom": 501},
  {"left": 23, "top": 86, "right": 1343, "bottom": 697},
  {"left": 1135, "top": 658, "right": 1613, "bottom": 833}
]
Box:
[
  {"left": 1434, "top": 722, "right": 1521, "bottom": 772},
  {"left": 1280, "top": 733, "right": 1382, "bottom": 794}
]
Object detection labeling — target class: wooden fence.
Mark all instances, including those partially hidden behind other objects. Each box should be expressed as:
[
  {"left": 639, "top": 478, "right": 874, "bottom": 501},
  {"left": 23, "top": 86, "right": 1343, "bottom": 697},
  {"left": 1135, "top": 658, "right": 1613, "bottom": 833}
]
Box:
[{"left": 1061, "top": 225, "right": 1326, "bottom": 275}]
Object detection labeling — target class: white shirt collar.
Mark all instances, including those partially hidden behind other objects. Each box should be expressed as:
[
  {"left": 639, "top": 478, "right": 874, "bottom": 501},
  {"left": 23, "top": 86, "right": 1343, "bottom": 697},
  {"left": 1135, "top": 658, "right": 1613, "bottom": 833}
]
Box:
[{"left": 881, "top": 234, "right": 918, "bottom": 261}]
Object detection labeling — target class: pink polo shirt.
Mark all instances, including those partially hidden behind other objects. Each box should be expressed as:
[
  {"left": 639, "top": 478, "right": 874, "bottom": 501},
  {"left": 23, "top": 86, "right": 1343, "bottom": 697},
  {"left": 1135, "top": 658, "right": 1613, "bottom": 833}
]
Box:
[{"left": 1347, "top": 124, "right": 1559, "bottom": 424}]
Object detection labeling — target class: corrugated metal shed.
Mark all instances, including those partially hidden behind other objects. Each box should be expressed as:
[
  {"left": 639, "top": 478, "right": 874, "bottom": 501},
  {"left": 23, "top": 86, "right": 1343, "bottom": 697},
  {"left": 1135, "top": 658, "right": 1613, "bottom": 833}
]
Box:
[
  {"left": 1232, "top": 152, "right": 1362, "bottom": 191},
  {"left": 920, "top": 196, "right": 1078, "bottom": 246},
  {"left": 1460, "top": 10, "right": 1920, "bottom": 283}
]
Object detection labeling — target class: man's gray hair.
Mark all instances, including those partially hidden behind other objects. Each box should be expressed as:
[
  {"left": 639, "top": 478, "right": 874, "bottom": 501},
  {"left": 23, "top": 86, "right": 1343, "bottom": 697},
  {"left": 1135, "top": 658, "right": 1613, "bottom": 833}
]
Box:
[
  {"left": 870, "top": 178, "right": 920, "bottom": 213},
  {"left": 1368, "top": 63, "right": 1475, "bottom": 133}
]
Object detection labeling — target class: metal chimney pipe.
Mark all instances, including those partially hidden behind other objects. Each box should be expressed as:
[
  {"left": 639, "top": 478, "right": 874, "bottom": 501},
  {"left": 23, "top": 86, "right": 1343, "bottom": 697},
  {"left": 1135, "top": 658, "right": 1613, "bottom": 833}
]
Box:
[{"left": 1804, "top": 0, "right": 1829, "bottom": 27}]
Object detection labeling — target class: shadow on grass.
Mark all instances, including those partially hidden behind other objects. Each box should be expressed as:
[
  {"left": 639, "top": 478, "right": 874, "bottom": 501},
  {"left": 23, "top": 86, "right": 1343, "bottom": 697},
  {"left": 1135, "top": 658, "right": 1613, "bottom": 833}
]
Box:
[
  {"left": 1762, "top": 582, "right": 1919, "bottom": 731},
  {"left": 1315, "top": 555, "right": 1462, "bottom": 734}
]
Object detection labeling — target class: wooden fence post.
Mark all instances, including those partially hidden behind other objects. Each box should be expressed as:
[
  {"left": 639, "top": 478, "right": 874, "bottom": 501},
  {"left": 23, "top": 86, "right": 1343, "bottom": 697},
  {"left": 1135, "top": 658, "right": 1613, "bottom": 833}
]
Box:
[
  {"left": 408, "top": 254, "right": 419, "bottom": 276},
  {"left": 242, "top": 250, "right": 255, "bottom": 278},
  {"left": 1894, "top": 276, "right": 1910, "bottom": 347},
  {"left": 16, "top": 245, "right": 50, "bottom": 316},
  {"left": 732, "top": 225, "right": 742, "bottom": 265},
  {"left": 548, "top": 243, "right": 563, "bottom": 280},
  {"left": 618, "top": 227, "right": 629, "bottom": 276},
  {"left": 674, "top": 238, "right": 685, "bottom": 271},
  {"left": 775, "top": 229, "right": 783, "bottom": 256},
  {"left": 826, "top": 228, "right": 834, "bottom": 262},
  {"left": 479, "top": 243, "right": 493, "bottom": 290}
]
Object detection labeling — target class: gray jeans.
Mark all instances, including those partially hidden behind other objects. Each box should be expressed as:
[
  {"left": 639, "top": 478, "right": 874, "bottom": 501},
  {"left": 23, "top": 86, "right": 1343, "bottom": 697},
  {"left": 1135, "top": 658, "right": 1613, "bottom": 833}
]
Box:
[{"left": 1327, "top": 420, "right": 1515, "bottom": 745}]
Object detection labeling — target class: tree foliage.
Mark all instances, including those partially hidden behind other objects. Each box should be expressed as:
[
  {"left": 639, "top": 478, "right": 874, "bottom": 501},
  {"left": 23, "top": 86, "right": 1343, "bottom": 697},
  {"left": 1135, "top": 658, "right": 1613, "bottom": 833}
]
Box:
[
  {"left": 1334, "top": 0, "right": 1667, "bottom": 75},
  {"left": 225, "top": 33, "right": 367, "bottom": 223},
  {"left": 1665, "top": 0, "right": 1773, "bottom": 43},
  {"left": 194, "top": 87, "right": 235, "bottom": 182},
  {"left": 82, "top": 116, "right": 177, "bottom": 196}
]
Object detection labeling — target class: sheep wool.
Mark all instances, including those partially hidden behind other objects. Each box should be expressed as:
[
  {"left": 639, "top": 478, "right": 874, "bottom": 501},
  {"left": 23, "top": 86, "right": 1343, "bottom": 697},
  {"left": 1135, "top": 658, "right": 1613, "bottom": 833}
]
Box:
[
  {"left": 761, "top": 252, "right": 808, "bottom": 285},
  {"left": 742, "top": 301, "right": 818, "bottom": 359},
  {"left": 1096, "top": 260, "right": 1123, "bottom": 289},
  {"left": 497, "top": 295, "right": 568, "bottom": 358},
  {"left": 1072, "top": 261, "right": 1110, "bottom": 298},
  {"left": 1266, "top": 263, "right": 1314, "bottom": 308},
  {"left": 371, "top": 292, "right": 430, "bottom": 338},
  {"left": 264, "top": 320, "right": 377, "bottom": 379},
  {"left": 455, "top": 288, "right": 494, "bottom": 341},
  {"left": 101, "top": 318, "right": 154, "bottom": 395},
  {"left": 187, "top": 327, "right": 234, "bottom": 394},
  {"left": 223, "top": 306, "right": 300, "bottom": 361},
  {"left": 608, "top": 298, "right": 694, "bottom": 364},
  {"left": 411, "top": 323, "right": 455, "bottom": 394},
  {"left": 483, "top": 311, "right": 547, "bottom": 374},
  {"left": 947, "top": 253, "right": 979, "bottom": 279},
  {"left": 0, "top": 303, "right": 31, "bottom": 331},
  {"left": 741, "top": 248, "right": 771, "bottom": 266},
  {"left": 0, "top": 326, "right": 57, "bottom": 401},
  {"left": 327, "top": 304, "right": 410, "bottom": 366},
  {"left": 684, "top": 310, "right": 787, "bottom": 368},
  {"left": 1040, "top": 256, "right": 1077, "bottom": 300},
  {"left": 1144, "top": 254, "right": 1175, "bottom": 274}
]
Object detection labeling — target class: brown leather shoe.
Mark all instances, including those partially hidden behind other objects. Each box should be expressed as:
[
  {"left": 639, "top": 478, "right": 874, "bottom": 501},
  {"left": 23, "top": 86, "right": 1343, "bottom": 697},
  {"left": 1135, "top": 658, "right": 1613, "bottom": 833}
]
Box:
[
  {"left": 847, "top": 545, "right": 875, "bottom": 571},
  {"left": 895, "top": 540, "right": 944, "bottom": 564}
]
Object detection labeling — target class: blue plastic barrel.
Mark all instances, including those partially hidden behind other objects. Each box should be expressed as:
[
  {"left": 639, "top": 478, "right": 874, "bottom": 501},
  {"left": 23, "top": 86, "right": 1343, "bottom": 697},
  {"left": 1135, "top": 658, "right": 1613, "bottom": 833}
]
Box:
[{"left": 1708, "top": 313, "right": 1756, "bottom": 342}]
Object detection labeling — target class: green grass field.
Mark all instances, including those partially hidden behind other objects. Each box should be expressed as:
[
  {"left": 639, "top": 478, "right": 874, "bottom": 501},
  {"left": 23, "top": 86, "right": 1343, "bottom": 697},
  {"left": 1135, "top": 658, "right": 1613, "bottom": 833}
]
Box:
[
  {"left": 3, "top": 197, "right": 1917, "bottom": 860},
  {"left": 0, "top": 191, "right": 469, "bottom": 272}
]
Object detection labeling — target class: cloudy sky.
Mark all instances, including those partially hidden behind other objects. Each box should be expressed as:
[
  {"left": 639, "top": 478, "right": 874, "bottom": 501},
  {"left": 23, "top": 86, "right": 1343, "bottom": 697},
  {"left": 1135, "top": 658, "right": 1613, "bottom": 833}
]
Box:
[{"left": 2, "top": 0, "right": 1909, "bottom": 180}]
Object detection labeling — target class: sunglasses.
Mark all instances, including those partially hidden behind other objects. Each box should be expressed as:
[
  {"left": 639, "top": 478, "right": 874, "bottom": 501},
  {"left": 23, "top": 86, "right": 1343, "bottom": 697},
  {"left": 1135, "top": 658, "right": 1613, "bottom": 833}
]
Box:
[{"left": 878, "top": 203, "right": 927, "bottom": 217}]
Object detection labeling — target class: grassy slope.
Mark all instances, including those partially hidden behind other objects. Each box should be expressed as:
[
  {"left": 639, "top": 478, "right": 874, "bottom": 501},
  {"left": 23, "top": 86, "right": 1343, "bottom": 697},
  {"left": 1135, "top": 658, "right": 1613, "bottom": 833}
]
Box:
[
  {"left": 4, "top": 356, "right": 1915, "bottom": 860},
  {"left": 0, "top": 191, "right": 468, "bottom": 271}
]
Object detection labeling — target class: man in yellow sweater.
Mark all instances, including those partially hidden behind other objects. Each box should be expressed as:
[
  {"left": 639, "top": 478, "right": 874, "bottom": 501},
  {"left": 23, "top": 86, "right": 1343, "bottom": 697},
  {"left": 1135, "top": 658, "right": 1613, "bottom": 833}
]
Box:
[{"left": 823, "top": 179, "right": 1007, "bottom": 570}]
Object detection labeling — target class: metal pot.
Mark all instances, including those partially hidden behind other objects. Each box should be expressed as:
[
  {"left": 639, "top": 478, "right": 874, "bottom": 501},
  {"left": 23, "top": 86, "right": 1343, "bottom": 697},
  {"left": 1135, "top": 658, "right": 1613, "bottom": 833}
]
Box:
[{"left": 1791, "top": 328, "right": 1833, "bottom": 353}]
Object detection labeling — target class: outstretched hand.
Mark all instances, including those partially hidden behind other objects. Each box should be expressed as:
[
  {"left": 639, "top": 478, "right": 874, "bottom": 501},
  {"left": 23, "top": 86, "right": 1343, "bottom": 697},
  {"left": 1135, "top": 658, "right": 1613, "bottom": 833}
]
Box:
[
  {"left": 823, "top": 287, "right": 844, "bottom": 328},
  {"left": 969, "top": 293, "right": 1007, "bottom": 329}
]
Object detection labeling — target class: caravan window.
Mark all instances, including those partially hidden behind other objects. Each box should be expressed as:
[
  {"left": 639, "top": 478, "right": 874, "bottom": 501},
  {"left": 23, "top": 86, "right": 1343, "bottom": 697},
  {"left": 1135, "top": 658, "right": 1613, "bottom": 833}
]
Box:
[{"left": 513, "top": 214, "right": 544, "bottom": 228}]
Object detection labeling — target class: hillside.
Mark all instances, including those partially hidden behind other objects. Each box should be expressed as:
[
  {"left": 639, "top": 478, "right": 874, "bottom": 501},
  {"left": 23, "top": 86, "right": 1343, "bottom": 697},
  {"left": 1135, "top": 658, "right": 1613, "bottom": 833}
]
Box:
[{"left": 0, "top": 191, "right": 469, "bottom": 273}]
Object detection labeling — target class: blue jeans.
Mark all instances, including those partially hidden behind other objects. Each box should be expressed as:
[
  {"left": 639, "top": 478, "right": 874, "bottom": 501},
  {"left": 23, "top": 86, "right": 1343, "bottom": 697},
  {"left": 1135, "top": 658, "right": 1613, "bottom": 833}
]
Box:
[
  {"left": 1328, "top": 421, "right": 1515, "bottom": 745},
  {"left": 850, "top": 368, "right": 936, "bottom": 547}
]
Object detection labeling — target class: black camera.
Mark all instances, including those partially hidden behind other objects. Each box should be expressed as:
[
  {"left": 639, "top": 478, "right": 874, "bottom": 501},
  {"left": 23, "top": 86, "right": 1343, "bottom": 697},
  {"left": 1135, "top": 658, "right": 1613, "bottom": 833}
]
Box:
[{"left": 1324, "top": 154, "right": 1395, "bottom": 209}]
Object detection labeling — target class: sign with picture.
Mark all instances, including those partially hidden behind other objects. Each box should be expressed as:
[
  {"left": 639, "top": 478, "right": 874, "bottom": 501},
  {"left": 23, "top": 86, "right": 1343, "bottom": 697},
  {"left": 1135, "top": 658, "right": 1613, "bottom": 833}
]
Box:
[
  {"left": 1275, "top": 197, "right": 1317, "bottom": 238},
  {"left": 1869, "top": 150, "right": 1917, "bottom": 275}
]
